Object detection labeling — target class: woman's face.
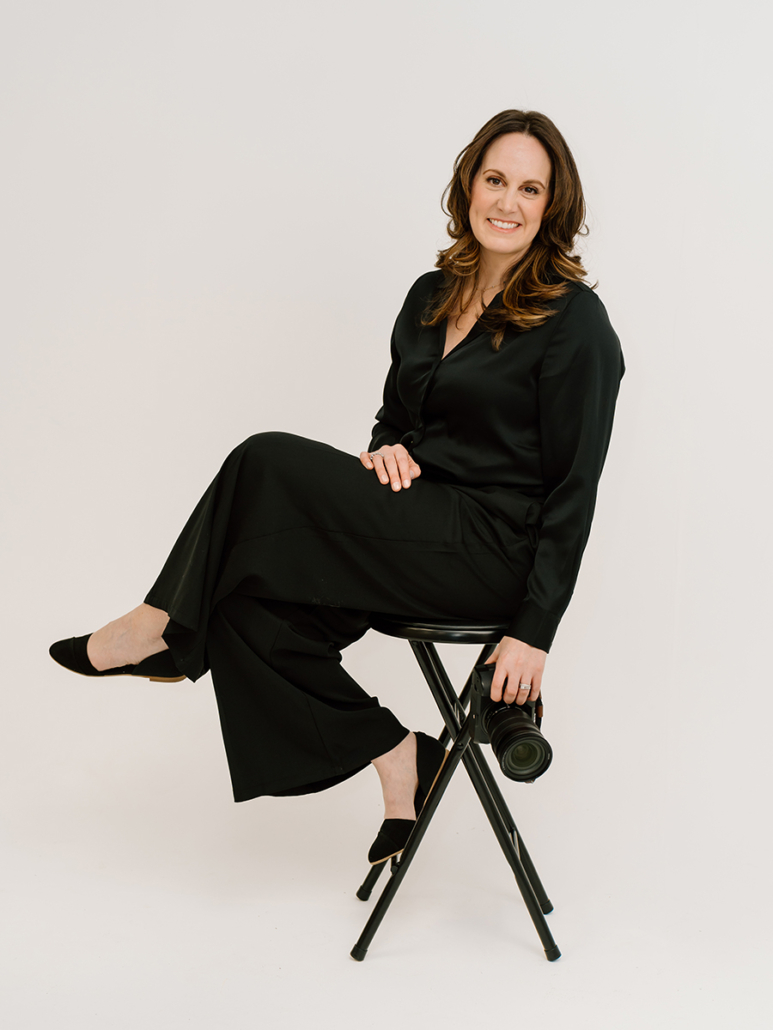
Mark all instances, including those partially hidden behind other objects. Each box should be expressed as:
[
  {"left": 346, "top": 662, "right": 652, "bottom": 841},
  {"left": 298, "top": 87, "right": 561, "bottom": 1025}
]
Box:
[{"left": 468, "top": 132, "right": 552, "bottom": 270}]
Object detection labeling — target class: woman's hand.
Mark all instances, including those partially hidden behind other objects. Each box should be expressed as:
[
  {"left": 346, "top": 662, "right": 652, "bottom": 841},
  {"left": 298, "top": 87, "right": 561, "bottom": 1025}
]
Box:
[
  {"left": 484, "top": 635, "right": 547, "bottom": 705},
  {"left": 360, "top": 444, "right": 421, "bottom": 492}
]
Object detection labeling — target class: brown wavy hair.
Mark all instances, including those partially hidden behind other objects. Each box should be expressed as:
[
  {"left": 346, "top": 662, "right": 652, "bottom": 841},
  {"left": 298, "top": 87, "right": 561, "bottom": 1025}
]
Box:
[{"left": 424, "top": 109, "right": 590, "bottom": 349}]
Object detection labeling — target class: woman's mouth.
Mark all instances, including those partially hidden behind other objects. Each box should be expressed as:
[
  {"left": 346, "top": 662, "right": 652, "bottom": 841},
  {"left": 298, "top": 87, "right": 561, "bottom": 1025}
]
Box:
[{"left": 488, "top": 218, "right": 521, "bottom": 232}]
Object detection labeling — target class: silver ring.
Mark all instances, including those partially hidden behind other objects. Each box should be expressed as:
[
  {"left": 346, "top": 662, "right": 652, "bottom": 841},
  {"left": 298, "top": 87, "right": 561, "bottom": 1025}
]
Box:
[
  {"left": 518, "top": 683, "right": 530, "bottom": 690},
  {"left": 369, "top": 451, "right": 384, "bottom": 459}
]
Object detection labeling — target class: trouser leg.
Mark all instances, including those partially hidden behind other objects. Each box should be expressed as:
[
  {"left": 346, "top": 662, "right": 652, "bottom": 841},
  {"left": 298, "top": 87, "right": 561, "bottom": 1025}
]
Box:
[
  {"left": 142, "top": 432, "right": 530, "bottom": 799},
  {"left": 206, "top": 593, "right": 409, "bottom": 801},
  {"left": 145, "top": 432, "right": 531, "bottom": 682}
]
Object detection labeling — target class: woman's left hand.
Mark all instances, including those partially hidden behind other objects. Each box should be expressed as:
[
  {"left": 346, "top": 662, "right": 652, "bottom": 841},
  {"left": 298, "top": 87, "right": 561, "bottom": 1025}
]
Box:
[{"left": 484, "top": 635, "right": 547, "bottom": 705}]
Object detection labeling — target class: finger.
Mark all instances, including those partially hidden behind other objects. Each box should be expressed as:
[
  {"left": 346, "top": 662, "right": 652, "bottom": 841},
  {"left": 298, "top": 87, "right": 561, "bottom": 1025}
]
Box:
[
  {"left": 503, "top": 672, "right": 527, "bottom": 705},
  {"left": 360, "top": 451, "right": 374, "bottom": 469},
  {"left": 509, "top": 680, "right": 532, "bottom": 706},
  {"left": 382, "top": 452, "right": 402, "bottom": 491},
  {"left": 370, "top": 453, "right": 390, "bottom": 485},
  {"left": 490, "top": 663, "right": 506, "bottom": 702},
  {"left": 408, "top": 460, "right": 421, "bottom": 479},
  {"left": 483, "top": 644, "right": 500, "bottom": 666},
  {"left": 528, "top": 670, "right": 542, "bottom": 702},
  {"left": 395, "top": 452, "right": 414, "bottom": 489}
]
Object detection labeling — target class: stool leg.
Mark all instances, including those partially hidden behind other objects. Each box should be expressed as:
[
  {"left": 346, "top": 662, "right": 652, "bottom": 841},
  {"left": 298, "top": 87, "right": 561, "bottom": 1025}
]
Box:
[
  {"left": 513, "top": 830, "right": 553, "bottom": 915},
  {"left": 350, "top": 724, "right": 468, "bottom": 962},
  {"left": 465, "top": 741, "right": 554, "bottom": 914},
  {"left": 418, "top": 641, "right": 554, "bottom": 912},
  {"left": 355, "top": 859, "right": 388, "bottom": 901},
  {"left": 411, "top": 641, "right": 561, "bottom": 961},
  {"left": 437, "top": 643, "right": 495, "bottom": 749},
  {"left": 460, "top": 743, "right": 558, "bottom": 953}
]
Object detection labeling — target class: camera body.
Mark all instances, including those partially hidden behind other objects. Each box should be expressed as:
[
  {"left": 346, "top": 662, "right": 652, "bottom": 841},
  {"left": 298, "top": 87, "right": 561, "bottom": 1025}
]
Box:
[{"left": 470, "top": 664, "right": 553, "bottom": 782}]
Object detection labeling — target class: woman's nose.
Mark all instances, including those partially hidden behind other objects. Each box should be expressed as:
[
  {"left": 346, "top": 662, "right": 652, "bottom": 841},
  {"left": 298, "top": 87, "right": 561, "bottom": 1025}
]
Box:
[{"left": 497, "top": 189, "right": 522, "bottom": 216}]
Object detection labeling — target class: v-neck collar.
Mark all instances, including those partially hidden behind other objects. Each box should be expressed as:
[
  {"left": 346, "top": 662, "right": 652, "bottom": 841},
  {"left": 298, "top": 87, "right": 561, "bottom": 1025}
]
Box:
[{"left": 439, "top": 289, "right": 504, "bottom": 362}]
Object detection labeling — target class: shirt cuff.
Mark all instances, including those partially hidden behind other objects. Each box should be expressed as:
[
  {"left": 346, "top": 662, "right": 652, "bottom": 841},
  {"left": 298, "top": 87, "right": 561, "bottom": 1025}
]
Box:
[{"left": 505, "top": 601, "right": 560, "bottom": 653}]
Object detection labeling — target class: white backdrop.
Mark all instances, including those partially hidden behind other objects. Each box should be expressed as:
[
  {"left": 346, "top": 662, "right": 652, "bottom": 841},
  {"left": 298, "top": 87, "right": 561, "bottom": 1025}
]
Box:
[{"left": 2, "top": 1, "right": 771, "bottom": 1027}]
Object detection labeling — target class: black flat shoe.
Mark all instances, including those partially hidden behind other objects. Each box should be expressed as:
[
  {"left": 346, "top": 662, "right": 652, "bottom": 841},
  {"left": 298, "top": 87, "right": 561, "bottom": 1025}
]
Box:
[
  {"left": 367, "top": 730, "right": 448, "bottom": 865},
  {"left": 49, "top": 634, "right": 186, "bottom": 682},
  {"left": 367, "top": 819, "right": 416, "bottom": 864}
]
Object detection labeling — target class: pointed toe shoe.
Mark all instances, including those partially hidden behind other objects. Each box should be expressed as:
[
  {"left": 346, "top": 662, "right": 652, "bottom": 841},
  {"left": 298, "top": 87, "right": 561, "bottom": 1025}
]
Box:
[
  {"left": 49, "top": 634, "right": 186, "bottom": 682},
  {"left": 367, "top": 730, "right": 449, "bottom": 865}
]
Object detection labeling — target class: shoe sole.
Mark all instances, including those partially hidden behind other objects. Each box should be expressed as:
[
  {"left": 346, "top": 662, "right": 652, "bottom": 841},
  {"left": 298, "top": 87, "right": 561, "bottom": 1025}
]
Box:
[{"left": 49, "top": 656, "right": 186, "bottom": 683}]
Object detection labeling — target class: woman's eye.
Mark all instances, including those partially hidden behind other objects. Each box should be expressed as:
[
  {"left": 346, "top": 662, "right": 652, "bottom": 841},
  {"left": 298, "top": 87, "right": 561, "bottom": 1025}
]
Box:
[
  {"left": 486, "top": 176, "right": 503, "bottom": 186},
  {"left": 523, "top": 186, "right": 537, "bottom": 195}
]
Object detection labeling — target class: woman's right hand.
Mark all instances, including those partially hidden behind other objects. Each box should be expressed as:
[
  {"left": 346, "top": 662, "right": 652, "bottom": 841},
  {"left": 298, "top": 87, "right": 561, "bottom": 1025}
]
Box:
[{"left": 359, "top": 444, "right": 421, "bottom": 492}]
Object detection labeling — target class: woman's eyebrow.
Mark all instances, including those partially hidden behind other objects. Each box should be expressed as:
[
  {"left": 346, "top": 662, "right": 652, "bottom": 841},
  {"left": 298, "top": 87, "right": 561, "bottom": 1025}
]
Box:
[{"left": 482, "top": 168, "right": 547, "bottom": 189}]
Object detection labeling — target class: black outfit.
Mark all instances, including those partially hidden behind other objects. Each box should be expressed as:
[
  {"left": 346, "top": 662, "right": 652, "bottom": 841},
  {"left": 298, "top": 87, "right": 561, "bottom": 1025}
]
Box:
[{"left": 144, "top": 271, "right": 625, "bottom": 801}]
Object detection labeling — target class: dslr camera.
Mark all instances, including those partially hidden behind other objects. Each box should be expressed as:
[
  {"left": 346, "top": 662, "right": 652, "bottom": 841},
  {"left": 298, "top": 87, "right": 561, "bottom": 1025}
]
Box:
[{"left": 470, "top": 664, "right": 553, "bottom": 782}]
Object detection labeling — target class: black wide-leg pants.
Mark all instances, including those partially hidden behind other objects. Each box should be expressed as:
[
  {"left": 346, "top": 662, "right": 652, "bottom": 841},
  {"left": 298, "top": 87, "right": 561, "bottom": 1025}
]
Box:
[{"left": 144, "top": 432, "right": 535, "bottom": 801}]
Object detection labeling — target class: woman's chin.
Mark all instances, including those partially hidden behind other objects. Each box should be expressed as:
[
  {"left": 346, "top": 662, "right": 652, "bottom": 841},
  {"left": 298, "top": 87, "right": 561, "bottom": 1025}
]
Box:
[{"left": 479, "top": 238, "right": 530, "bottom": 264}]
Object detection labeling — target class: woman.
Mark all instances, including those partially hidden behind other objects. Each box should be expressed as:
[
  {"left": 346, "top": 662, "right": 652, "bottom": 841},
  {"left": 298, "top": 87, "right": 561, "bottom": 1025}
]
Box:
[{"left": 49, "top": 110, "right": 625, "bottom": 865}]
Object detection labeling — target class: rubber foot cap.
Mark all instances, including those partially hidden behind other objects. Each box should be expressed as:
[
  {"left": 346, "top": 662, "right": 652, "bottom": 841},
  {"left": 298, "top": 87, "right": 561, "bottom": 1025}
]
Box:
[
  {"left": 355, "top": 887, "right": 372, "bottom": 901},
  {"left": 350, "top": 945, "right": 368, "bottom": 962},
  {"left": 545, "top": 945, "right": 561, "bottom": 962}
]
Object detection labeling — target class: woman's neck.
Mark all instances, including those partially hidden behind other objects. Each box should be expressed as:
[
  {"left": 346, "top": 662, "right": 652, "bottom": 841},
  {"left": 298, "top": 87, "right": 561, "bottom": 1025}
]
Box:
[{"left": 477, "top": 254, "right": 513, "bottom": 293}]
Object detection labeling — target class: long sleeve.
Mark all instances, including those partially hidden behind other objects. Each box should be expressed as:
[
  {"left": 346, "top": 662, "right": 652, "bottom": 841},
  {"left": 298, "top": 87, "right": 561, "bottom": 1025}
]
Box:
[
  {"left": 368, "top": 272, "right": 441, "bottom": 452},
  {"left": 505, "top": 289, "right": 625, "bottom": 651},
  {"left": 368, "top": 325, "right": 408, "bottom": 450}
]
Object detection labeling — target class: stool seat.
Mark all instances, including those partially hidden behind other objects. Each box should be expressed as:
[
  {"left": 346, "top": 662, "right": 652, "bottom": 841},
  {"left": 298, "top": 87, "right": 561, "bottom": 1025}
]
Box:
[{"left": 370, "top": 613, "right": 509, "bottom": 645}]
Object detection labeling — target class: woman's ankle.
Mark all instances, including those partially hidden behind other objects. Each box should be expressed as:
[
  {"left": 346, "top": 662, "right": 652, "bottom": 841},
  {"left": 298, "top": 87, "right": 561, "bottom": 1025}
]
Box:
[
  {"left": 132, "top": 603, "right": 170, "bottom": 641},
  {"left": 373, "top": 732, "right": 418, "bottom": 820}
]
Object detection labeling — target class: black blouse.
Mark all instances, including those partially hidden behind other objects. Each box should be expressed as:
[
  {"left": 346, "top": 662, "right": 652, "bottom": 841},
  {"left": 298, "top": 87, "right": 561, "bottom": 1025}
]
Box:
[{"left": 368, "top": 270, "right": 625, "bottom": 653}]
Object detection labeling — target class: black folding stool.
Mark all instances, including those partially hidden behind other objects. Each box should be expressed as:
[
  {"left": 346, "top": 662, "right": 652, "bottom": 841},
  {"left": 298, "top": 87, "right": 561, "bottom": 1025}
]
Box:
[{"left": 350, "top": 614, "right": 561, "bottom": 963}]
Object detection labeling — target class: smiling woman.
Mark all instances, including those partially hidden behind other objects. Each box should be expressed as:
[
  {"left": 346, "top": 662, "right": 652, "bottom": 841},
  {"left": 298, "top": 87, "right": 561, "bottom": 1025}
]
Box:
[
  {"left": 425, "top": 109, "right": 590, "bottom": 350},
  {"left": 440, "top": 133, "right": 553, "bottom": 357},
  {"left": 49, "top": 109, "right": 625, "bottom": 872},
  {"left": 469, "top": 134, "right": 552, "bottom": 264}
]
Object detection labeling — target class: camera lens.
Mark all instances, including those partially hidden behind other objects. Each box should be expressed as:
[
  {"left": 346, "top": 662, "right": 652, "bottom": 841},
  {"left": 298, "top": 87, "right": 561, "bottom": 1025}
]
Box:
[
  {"left": 483, "top": 701, "right": 553, "bottom": 781},
  {"left": 499, "top": 735, "right": 551, "bottom": 780}
]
